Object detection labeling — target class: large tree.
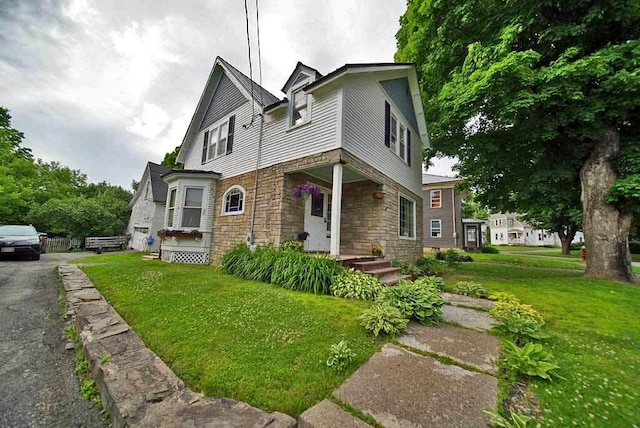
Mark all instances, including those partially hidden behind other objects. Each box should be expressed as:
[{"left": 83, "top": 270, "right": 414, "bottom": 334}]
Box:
[{"left": 396, "top": 0, "right": 639, "bottom": 282}]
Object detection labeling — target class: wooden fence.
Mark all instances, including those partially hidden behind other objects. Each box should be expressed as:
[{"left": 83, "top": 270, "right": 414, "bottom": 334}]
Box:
[{"left": 45, "top": 237, "right": 82, "bottom": 252}]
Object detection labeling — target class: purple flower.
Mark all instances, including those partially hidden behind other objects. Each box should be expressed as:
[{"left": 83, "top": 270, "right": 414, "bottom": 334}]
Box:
[{"left": 293, "top": 183, "right": 321, "bottom": 197}]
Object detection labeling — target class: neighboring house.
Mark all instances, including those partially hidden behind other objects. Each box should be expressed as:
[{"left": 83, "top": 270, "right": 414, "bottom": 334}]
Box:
[
  {"left": 489, "top": 213, "right": 584, "bottom": 246},
  {"left": 159, "top": 56, "right": 429, "bottom": 264},
  {"left": 422, "top": 174, "right": 464, "bottom": 249},
  {"left": 126, "top": 162, "right": 172, "bottom": 252}
]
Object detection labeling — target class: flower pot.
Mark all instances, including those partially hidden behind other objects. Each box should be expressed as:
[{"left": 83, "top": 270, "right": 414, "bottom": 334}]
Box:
[
  {"left": 372, "top": 191, "right": 385, "bottom": 200},
  {"left": 297, "top": 233, "right": 309, "bottom": 241},
  {"left": 372, "top": 250, "right": 383, "bottom": 257}
]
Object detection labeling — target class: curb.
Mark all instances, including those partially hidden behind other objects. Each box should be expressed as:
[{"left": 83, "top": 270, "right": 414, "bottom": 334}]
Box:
[{"left": 59, "top": 264, "right": 297, "bottom": 428}]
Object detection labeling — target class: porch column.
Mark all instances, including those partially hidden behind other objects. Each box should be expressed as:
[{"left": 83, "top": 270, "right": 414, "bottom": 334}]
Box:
[{"left": 330, "top": 163, "right": 343, "bottom": 257}]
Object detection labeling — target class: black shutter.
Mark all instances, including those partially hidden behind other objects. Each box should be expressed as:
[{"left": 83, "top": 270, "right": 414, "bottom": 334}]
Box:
[
  {"left": 226, "top": 115, "right": 236, "bottom": 155},
  {"left": 384, "top": 101, "right": 391, "bottom": 148},
  {"left": 407, "top": 130, "right": 412, "bottom": 166},
  {"left": 201, "top": 130, "right": 209, "bottom": 164}
]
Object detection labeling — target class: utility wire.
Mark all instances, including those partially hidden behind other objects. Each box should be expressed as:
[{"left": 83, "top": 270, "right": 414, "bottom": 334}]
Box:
[
  {"left": 243, "top": 0, "right": 255, "bottom": 128},
  {"left": 255, "top": 0, "right": 263, "bottom": 107}
]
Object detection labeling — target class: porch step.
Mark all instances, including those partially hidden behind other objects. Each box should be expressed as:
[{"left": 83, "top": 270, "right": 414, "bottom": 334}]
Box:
[
  {"left": 381, "top": 273, "right": 413, "bottom": 286},
  {"left": 350, "top": 260, "right": 392, "bottom": 271},
  {"left": 142, "top": 252, "right": 160, "bottom": 260}
]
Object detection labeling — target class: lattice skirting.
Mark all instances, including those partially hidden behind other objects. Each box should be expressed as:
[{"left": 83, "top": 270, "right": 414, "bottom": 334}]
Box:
[{"left": 165, "top": 250, "right": 209, "bottom": 265}]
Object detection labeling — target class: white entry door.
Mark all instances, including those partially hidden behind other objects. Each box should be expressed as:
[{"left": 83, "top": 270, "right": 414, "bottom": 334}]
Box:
[{"left": 304, "top": 189, "right": 332, "bottom": 252}]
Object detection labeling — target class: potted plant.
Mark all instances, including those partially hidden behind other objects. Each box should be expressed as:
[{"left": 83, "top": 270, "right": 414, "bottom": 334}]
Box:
[
  {"left": 157, "top": 229, "right": 203, "bottom": 239},
  {"left": 372, "top": 243, "right": 383, "bottom": 257},
  {"left": 293, "top": 183, "right": 321, "bottom": 199},
  {"left": 297, "top": 231, "right": 310, "bottom": 241}
]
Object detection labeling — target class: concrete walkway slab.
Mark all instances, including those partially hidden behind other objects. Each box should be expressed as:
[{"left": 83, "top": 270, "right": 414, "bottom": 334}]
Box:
[
  {"left": 333, "top": 344, "right": 497, "bottom": 428},
  {"left": 299, "top": 399, "right": 371, "bottom": 428},
  {"left": 399, "top": 322, "right": 500, "bottom": 374},
  {"left": 443, "top": 292, "right": 494, "bottom": 310},
  {"left": 443, "top": 305, "right": 497, "bottom": 332}
]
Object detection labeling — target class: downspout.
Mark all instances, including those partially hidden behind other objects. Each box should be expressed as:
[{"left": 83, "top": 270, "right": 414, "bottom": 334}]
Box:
[
  {"left": 248, "top": 109, "right": 265, "bottom": 247},
  {"left": 452, "top": 188, "right": 458, "bottom": 248}
]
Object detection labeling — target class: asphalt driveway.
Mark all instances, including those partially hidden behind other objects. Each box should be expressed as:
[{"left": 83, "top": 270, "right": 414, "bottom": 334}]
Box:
[{"left": 0, "top": 252, "right": 105, "bottom": 427}]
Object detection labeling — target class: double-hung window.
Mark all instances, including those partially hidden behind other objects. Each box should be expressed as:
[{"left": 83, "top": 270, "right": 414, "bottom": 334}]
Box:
[
  {"left": 398, "top": 194, "right": 416, "bottom": 239},
  {"left": 430, "top": 190, "right": 442, "bottom": 208},
  {"left": 291, "top": 87, "right": 309, "bottom": 126},
  {"left": 167, "top": 188, "right": 176, "bottom": 227},
  {"left": 202, "top": 115, "right": 236, "bottom": 164},
  {"left": 384, "top": 102, "right": 411, "bottom": 165},
  {"left": 431, "top": 219, "right": 442, "bottom": 238},
  {"left": 181, "top": 187, "right": 203, "bottom": 228}
]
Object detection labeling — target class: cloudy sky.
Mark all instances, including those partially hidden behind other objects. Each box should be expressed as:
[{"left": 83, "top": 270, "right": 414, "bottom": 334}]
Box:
[{"left": 0, "top": 0, "right": 454, "bottom": 189}]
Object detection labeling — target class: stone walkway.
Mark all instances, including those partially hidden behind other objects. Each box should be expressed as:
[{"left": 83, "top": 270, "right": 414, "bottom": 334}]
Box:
[{"left": 300, "top": 294, "right": 500, "bottom": 428}]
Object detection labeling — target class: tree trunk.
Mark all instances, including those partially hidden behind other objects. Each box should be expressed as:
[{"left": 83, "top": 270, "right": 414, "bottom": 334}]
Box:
[
  {"left": 580, "top": 124, "right": 636, "bottom": 283},
  {"left": 556, "top": 226, "right": 576, "bottom": 255}
]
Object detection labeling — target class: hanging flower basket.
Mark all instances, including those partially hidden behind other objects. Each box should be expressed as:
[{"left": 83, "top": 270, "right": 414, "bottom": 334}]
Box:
[
  {"left": 297, "top": 231, "right": 310, "bottom": 241},
  {"left": 372, "top": 191, "right": 386, "bottom": 200},
  {"left": 293, "top": 183, "right": 321, "bottom": 198},
  {"left": 158, "top": 229, "right": 203, "bottom": 239}
]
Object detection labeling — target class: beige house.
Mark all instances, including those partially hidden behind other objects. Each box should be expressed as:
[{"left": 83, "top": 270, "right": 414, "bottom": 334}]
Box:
[{"left": 159, "top": 57, "right": 430, "bottom": 264}]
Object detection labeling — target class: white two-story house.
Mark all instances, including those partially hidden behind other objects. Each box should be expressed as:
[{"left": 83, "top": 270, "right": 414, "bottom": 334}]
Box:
[{"left": 159, "top": 57, "right": 429, "bottom": 264}]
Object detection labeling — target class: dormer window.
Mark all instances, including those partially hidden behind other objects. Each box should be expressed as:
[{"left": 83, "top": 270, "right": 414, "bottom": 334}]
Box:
[{"left": 291, "top": 86, "right": 309, "bottom": 127}]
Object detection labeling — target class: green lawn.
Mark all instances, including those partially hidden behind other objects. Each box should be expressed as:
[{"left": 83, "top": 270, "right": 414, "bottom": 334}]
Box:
[
  {"left": 73, "top": 252, "right": 384, "bottom": 417},
  {"left": 447, "top": 262, "right": 640, "bottom": 427},
  {"left": 468, "top": 252, "right": 586, "bottom": 270}
]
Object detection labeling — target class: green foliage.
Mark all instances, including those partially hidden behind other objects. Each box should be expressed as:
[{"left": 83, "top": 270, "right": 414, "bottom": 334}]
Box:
[
  {"left": 330, "top": 269, "right": 383, "bottom": 301},
  {"left": 280, "top": 240, "right": 304, "bottom": 252},
  {"left": 488, "top": 292, "right": 520, "bottom": 304},
  {"left": 452, "top": 281, "right": 489, "bottom": 298},
  {"left": 391, "top": 260, "right": 422, "bottom": 276},
  {"left": 491, "top": 300, "right": 548, "bottom": 344},
  {"left": 359, "top": 303, "right": 409, "bottom": 337},
  {"left": 484, "top": 410, "right": 534, "bottom": 428},
  {"left": 461, "top": 190, "right": 490, "bottom": 220},
  {"left": 326, "top": 340, "right": 356, "bottom": 371},
  {"left": 161, "top": 145, "right": 183, "bottom": 169},
  {"left": 481, "top": 245, "right": 500, "bottom": 254},
  {"left": 628, "top": 241, "right": 640, "bottom": 254},
  {"left": 377, "top": 280, "right": 444, "bottom": 325},
  {"left": 413, "top": 275, "right": 445, "bottom": 291},
  {"left": 502, "top": 341, "right": 562, "bottom": 380},
  {"left": 221, "top": 244, "right": 343, "bottom": 294},
  {"left": 416, "top": 255, "right": 445, "bottom": 275}
]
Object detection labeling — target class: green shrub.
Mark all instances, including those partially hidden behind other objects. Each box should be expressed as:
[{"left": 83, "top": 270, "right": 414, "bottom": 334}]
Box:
[
  {"left": 326, "top": 340, "right": 357, "bottom": 370},
  {"left": 481, "top": 245, "right": 500, "bottom": 254},
  {"left": 416, "top": 255, "right": 445, "bottom": 275},
  {"left": 330, "top": 269, "right": 384, "bottom": 300},
  {"left": 452, "top": 281, "right": 489, "bottom": 298},
  {"left": 490, "top": 301, "right": 544, "bottom": 324},
  {"left": 484, "top": 410, "right": 534, "bottom": 428},
  {"left": 391, "top": 260, "right": 422, "bottom": 277},
  {"left": 280, "top": 240, "right": 304, "bottom": 252},
  {"left": 488, "top": 292, "right": 520, "bottom": 304},
  {"left": 377, "top": 280, "right": 444, "bottom": 325},
  {"left": 492, "top": 312, "right": 550, "bottom": 344},
  {"left": 221, "top": 244, "right": 343, "bottom": 294},
  {"left": 359, "top": 303, "right": 409, "bottom": 336},
  {"left": 413, "top": 275, "right": 445, "bottom": 291},
  {"left": 501, "top": 341, "right": 562, "bottom": 380}
]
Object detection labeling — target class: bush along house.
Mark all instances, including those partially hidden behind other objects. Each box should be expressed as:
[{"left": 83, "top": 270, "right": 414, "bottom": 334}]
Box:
[{"left": 159, "top": 57, "right": 430, "bottom": 264}]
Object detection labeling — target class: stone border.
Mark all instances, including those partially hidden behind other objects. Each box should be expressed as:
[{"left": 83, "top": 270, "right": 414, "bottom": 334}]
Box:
[{"left": 59, "top": 264, "right": 296, "bottom": 428}]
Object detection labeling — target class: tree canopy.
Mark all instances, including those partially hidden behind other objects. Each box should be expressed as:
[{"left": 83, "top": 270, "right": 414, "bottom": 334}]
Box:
[
  {"left": 0, "top": 107, "right": 132, "bottom": 240},
  {"left": 396, "top": 0, "right": 639, "bottom": 281}
]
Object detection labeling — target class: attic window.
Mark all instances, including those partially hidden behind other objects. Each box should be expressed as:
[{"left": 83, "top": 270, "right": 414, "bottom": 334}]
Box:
[
  {"left": 201, "top": 115, "right": 236, "bottom": 163},
  {"left": 291, "top": 87, "right": 309, "bottom": 126}
]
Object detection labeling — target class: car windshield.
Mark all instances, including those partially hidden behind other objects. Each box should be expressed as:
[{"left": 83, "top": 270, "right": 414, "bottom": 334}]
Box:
[{"left": 0, "top": 225, "right": 37, "bottom": 236}]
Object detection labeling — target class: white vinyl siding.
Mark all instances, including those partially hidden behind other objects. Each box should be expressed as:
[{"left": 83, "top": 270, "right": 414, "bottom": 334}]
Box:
[{"left": 343, "top": 82, "right": 422, "bottom": 196}]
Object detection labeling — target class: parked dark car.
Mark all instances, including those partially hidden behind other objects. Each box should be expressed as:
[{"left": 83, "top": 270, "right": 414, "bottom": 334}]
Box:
[{"left": 0, "top": 225, "right": 42, "bottom": 260}]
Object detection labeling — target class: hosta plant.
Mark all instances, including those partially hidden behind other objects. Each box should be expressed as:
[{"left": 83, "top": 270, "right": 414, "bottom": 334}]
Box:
[
  {"left": 330, "top": 268, "right": 384, "bottom": 301},
  {"left": 413, "top": 275, "right": 445, "bottom": 291},
  {"left": 359, "top": 303, "right": 409, "bottom": 336},
  {"left": 492, "top": 312, "right": 550, "bottom": 344},
  {"left": 490, "top": 301, "right": 545, "bottom": 325},
  {"left": 502, "top": 341, "right": 562, "bottom": 380},
  {"left": 488, "top": 292, "right": 520, "bottom": 304},
  {"left": 452, "top": 281, "right": 489, "bottom": 298},
  {"left": 326, "top": 340, "right": 357, "bottom": 371},
  {"left": 484, "top": 410, "right": 533, "bottom": 428},
  {"left": 377, "top": 279, "right": 444, "bottom": 325}
]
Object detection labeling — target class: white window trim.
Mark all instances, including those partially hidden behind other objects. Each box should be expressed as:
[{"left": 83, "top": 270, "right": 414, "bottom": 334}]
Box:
[
  {"left": 398, "top": 192, "right": 417, "bottom": 240},
  {"left": 181, "top": 186, "right": 205, "bottom": 229},
  {"left": 221, "top": 185, "right": 246, "bottom": 216},
  {"left": 430, "top": 189, "right": 442, "bottom": 209},
  {"left": 166, "top": 187, "right": 177, "bottom": 228},
  {"left": 387, "top": 107, "right": 410, "bottom": 164},
  {"left": 288, "top": 77, "right": 312, "bottom": 130},
  {"left": 430, "top": 219, "right": 442, "bottom": 239},
  {"left": 204, "top": 116, "right": 231, "bottom": 162}
]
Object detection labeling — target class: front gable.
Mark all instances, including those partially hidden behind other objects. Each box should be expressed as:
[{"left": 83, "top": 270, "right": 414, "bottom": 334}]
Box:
[
  {"left": 380, "top": 78, "right": 419, "bottom": 135},
  {"left": 199, "top": 73, "right": 248, "bottom": 132}
]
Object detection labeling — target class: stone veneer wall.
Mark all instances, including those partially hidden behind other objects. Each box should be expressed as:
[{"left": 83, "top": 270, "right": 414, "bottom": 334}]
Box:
[{"left": 208, "top": 148, "right": 422, "bottom": 264}]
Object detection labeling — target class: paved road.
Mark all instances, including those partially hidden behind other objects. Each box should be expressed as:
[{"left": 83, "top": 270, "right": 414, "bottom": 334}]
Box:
[{"left": 0, "top": 252, "right": 105, "bottom": 427}]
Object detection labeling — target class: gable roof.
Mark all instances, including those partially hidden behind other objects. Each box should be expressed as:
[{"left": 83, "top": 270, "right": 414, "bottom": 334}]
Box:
[
  {"left": 422, "top": 174, "right": 463, "bottom": 185},
  {"left": 281, "top": 62, "right": 323, "bottom": 93},
  {"left": 177, "top": 56, "right": 281, "bottom": 163},
  {"left": 148, "top": 162, "right": 172, "bottom": 202}
]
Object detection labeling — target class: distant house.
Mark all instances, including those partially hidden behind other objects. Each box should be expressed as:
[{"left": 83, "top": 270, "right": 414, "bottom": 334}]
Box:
[
  {"left": 157, "top": 56, "right": 431, "bottom": 264},
  {"left": 489, "top": 213, "right": 584, "bottom": 246},
  {"left": 422, "top": 174, "right": 464, "bottom": 249},
  {"left": 126, "top": 162, "right": 172, "bottom": 251}
]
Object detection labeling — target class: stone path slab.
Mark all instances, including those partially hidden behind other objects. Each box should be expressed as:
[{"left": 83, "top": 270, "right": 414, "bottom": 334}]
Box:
[
  {"left": 443, "top": 305, "right": 497, "bottom": 332},
  {"left": 398, "top": 322, "right": 500, "bottom": 374},
  {"left": 333, "top": 344, "right": 497, "bottom": 428},
  {"left": 299, "top": 399, "right": 371, "bottom": 428},
  {"left": 443, "top": 292, "right": 495, "bottom": 310}
]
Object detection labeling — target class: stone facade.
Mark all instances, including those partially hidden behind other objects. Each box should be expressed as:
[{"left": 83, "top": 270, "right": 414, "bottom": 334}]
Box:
[{"left": 207, "top": 148, "right": 423, "bottom": 263}]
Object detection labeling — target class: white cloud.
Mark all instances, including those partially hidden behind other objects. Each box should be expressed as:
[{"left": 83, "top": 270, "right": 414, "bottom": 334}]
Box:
[{"left": 127, "top": 103, "right": 171, "bottom": 139}]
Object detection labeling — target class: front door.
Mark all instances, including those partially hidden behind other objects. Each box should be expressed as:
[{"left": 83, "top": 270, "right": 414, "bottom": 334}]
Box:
[
  {"left": 304, "top": 189, "right": 331, "bottom": 252},
  {"left": 466, "top": 225, "right": 478, "bottom": 249}
]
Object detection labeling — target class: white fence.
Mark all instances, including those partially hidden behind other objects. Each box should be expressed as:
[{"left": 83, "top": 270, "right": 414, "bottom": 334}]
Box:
[{"left": 45, "top": 237, "right": 82, "bottom": 252}]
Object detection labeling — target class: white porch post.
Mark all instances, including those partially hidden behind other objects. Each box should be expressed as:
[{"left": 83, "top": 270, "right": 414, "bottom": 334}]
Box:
[{"left": 330, "top": 163, "right": 343, "bottom": 257}]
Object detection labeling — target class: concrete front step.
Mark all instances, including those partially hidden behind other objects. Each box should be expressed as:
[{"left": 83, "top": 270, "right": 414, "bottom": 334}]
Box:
[
  {"left": 351, "top": 260, "right": 392, "bottom": 271},
  {"left": 299, "top": 399, "right": 371, "bottom": 428},
  {"left": 399, "top": 322, "right": 500, "bottom": 374},
  {"left": 333, "top": 344, "right": 497, "bottom": 428},
  {"left": 380, "top": 273, "right": 412, "bottom": 286}
]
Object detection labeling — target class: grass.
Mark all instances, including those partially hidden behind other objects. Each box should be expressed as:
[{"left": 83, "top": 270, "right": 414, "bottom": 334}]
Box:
[
  {"left": 468, "top": 252, "right": 586, "bottom": 270},
  {"left": 72, "top": 252, "right": 384, "bottom": 418},
  {"left": 447, "top": 262, "right": 640, "bottom": 427}
]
